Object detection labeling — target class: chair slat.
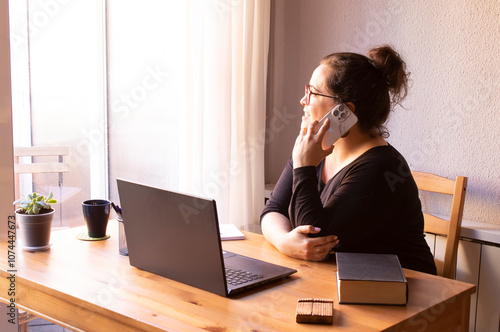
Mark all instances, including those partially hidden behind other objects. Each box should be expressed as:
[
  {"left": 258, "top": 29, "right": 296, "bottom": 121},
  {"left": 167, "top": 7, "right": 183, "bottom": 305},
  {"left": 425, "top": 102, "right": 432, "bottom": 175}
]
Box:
[
  {"left": 411, "top": 171, "right": 455, "bottom": 195},
  {"left": 14, "top": 163, "right": 69, "bottom": 174},
  {"left": 14, "top": 146, "right": 69, "bottom": 157},
  {"left": 423, "top": 213, "right": 450, "bottom": 236}
]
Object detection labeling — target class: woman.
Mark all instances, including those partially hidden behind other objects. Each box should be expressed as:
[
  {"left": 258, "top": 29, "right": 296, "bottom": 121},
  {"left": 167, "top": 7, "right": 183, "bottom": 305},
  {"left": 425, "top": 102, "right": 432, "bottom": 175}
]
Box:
[{"left": 260, "top": 45, "right": 437, "bottom": 275}]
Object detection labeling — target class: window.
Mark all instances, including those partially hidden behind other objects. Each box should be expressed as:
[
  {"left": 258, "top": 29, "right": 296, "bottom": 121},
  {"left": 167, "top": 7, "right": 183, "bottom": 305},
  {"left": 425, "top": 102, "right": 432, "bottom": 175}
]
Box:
[
  {"left": 10, "top": 0, "right": 107, "bottom": 228},
  {"left": 10, "top": 0, "right": 270, "bottom": 231}
]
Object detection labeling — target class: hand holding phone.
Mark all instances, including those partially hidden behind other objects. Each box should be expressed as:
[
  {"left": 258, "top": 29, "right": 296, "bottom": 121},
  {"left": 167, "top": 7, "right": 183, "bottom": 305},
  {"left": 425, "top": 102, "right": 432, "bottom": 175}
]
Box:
[{"left": 317, "top": 104, "right": 358, "bottom": 147}]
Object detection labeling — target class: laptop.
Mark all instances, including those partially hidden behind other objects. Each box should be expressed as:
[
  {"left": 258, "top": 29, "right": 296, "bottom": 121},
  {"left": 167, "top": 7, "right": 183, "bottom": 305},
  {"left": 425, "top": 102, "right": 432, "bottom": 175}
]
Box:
[{"left": 117, "top": 179, "right": 297, "bottom": 297}]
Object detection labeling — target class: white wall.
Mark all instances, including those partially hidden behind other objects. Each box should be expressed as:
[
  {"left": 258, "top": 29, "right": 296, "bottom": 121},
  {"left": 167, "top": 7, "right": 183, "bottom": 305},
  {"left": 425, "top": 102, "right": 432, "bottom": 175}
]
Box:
[{"left": 266, "top": 0, "right": 500, "bottom": 226}]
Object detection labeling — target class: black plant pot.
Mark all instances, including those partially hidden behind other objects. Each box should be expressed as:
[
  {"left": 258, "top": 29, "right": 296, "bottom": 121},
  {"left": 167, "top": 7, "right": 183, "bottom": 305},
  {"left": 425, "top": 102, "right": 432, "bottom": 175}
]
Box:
[{"left": 16, "top": 209, "right": 54, "bottom": 251}]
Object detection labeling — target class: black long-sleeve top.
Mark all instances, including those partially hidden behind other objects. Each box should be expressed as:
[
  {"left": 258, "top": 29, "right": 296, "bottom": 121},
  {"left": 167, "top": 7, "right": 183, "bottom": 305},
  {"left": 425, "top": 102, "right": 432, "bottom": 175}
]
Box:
[{"left": 260, "top": 145, "right": 437, "bottom": 275}]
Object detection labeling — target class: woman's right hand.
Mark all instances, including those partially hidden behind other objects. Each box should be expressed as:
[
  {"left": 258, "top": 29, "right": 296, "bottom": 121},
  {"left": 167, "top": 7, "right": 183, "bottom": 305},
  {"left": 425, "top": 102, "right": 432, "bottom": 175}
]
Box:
[
  {"left": 293, "top": 118, "right": 334, "bottom": 169},
  {"left": 276, "top": 225, "right": 339, "bottom": 261}
]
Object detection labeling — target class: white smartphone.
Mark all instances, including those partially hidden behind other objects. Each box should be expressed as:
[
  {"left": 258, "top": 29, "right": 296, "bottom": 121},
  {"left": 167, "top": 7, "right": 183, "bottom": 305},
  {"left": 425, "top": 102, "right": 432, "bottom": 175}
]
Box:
[{"left": 318, "top": 103, "right": 358, "bottom": 147}]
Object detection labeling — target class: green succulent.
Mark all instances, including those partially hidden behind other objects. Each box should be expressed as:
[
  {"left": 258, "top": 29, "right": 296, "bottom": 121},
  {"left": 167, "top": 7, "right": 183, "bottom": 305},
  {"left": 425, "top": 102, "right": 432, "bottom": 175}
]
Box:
[{"left": 14, "top": 192, "right": 57, "bottom": 215}]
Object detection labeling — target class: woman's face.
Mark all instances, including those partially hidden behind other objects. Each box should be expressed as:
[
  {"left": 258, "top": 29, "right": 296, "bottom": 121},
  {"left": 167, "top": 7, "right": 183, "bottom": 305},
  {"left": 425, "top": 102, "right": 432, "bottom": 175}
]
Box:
[{"left": 300, "top": 64, "right": 337, "bottom": 124}]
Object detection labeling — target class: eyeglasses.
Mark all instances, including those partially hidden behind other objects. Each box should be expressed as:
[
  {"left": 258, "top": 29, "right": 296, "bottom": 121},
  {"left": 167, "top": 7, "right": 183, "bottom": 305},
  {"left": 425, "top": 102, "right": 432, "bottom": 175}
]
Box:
[{"left": 304, "top": 84, "right": 336, "bottom": 105}]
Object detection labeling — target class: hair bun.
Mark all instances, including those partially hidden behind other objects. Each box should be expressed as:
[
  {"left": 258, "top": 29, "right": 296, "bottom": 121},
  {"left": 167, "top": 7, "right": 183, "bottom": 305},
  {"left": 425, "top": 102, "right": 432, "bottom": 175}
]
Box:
[{"left": 368, "top": 45, "right": 409, "bottom": 104}]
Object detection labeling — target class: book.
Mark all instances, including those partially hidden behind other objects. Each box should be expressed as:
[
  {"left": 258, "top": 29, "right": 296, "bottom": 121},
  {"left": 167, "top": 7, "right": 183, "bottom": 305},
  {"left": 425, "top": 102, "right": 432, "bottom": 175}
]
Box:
[
  {"left": 335, "top": 252, "right": 408, "bottom": 305},
  {"left": 219, "top": 223, "right": 245, "bottom": 241}
]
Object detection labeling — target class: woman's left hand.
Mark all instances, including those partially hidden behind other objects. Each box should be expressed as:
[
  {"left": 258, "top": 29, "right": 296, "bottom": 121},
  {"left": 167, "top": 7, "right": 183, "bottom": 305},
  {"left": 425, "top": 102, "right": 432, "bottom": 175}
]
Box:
[{"left": 292, "top": 118, "right": 334, "bottom": 168}]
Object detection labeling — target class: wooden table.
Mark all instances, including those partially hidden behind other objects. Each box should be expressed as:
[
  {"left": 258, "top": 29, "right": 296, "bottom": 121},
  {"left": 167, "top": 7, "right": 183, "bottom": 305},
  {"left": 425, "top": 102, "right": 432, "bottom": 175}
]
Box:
[{"left": 0, "top": 220, "right": 475, "bottom": 331}]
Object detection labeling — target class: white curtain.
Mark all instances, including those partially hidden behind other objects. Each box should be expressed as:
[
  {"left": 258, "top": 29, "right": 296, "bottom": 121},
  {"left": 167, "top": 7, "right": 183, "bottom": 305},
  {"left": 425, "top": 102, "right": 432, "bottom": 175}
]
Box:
[
  {"left": 178, "top": 0, "right": 270, "bottom": 231},
  {"left": 108, "top": 0, "right": 270, "bottom": 231}
]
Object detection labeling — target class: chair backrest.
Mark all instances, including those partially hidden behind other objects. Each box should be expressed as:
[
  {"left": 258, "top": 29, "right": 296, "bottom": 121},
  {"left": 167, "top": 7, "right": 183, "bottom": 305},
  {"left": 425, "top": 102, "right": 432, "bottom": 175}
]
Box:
[
  {"left": 14, "top": 146, "right": 69, "bottom": 175},
  {"left": 411, "top": 171, "right": 467, "bottom": 279}
]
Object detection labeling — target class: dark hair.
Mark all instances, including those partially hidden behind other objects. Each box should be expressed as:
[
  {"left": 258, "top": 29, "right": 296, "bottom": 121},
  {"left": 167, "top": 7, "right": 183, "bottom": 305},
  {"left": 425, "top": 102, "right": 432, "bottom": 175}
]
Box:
[{"left": 321, "top": 45, "right": 409, "bottom": 137}]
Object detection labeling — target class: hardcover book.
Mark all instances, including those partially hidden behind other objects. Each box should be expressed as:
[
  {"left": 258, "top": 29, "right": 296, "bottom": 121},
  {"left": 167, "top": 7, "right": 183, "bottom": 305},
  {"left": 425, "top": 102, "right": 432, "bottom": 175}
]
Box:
[{"left": 335, "top": 252, "right": 408, "bottom": 305}]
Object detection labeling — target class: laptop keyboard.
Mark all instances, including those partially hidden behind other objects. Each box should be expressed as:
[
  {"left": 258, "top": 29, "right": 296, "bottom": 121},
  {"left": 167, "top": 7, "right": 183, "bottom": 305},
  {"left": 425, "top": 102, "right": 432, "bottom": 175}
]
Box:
[{"left": 225, "top": 267, "right": 264, "bottom": 286}]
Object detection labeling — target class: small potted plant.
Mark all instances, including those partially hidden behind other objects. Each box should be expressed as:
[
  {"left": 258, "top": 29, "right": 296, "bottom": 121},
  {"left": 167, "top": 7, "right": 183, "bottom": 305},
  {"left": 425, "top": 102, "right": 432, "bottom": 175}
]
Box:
[{"left": 14, "top": 192, "right": 57, "bottom": 251}]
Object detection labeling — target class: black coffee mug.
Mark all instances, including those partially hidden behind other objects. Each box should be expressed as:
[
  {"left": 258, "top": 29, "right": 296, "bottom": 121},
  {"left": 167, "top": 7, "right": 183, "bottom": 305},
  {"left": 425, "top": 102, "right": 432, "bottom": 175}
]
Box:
[{"left": 82, "top": 199, "right": 111, "bottom": 238}]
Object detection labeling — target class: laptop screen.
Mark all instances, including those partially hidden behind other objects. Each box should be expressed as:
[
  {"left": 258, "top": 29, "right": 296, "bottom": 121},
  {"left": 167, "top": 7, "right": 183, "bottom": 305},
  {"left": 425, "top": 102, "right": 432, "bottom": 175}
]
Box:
[{"left": 117, "top": 179, "right": 228, "bottom": 296}]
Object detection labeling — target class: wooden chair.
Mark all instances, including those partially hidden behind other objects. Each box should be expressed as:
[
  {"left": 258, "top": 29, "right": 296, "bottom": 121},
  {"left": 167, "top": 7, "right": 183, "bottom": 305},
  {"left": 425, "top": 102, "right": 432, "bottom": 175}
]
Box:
[
  {"left": 14, "top": 146, "right": 69, "bottom": 331},
  {"left": 411, "top": 171, "right": 467, "bottom": 279},
  {"left": 14, "top": 146, "right": 69, "bottom": 211},
  {"left": 18, "top": 310, "right": 37, "bottom": 332},
  {"left": 14, "top": 146, "right": 69, "bottom": 175}
]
